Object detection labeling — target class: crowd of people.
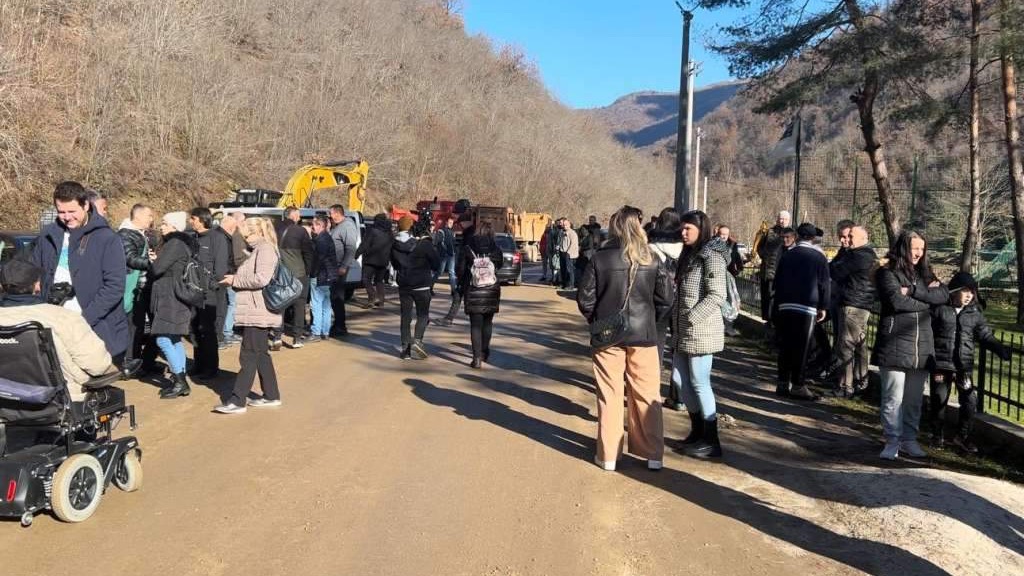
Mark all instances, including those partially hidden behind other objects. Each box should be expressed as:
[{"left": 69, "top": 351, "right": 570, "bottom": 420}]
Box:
[
  {"left": 751, "top": 210, "right": 1008, "bottom": 458},
  {"left": 1, "top": 182, "right": 1008, "bottom": 469}
]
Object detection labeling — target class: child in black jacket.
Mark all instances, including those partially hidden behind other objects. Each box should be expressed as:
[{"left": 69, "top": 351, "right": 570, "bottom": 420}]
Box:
[{"left": 930, "top": 272, "right": 1009, "bottom": 453}]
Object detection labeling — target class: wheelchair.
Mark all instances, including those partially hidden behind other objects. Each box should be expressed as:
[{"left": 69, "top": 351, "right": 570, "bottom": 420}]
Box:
[{"left": 0, "top": 321, "right": 141, "bottom": 527}]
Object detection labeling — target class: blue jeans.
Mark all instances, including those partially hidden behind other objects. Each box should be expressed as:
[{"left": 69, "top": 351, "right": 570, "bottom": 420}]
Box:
[
  {"left": 156, "top": 335, "right": 186, "bottom": 375},
  {"left": 671, "top": 351, "right": 716, "bottom": 420},
  {"left": 309, "top": 279, "right": 333, "bottom": 336},
  {"left": 223, "top": 287, "right": 237, "bottom": 339},
  {"left": 434, "top": 255, "right": 457, "bottom": 291},
  {"left": 880, "top": 368, "right": 928, "bottom": 443}
]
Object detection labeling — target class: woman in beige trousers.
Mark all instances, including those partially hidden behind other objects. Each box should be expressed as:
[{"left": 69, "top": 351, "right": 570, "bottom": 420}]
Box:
[{"left": 577, "top": 206, "right": 674, "bottom": 471}]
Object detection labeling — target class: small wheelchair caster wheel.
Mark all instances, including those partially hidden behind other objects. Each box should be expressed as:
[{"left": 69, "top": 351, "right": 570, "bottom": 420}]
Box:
[{"left": 20, "top": 512, "right": 33, "bottom": 527}]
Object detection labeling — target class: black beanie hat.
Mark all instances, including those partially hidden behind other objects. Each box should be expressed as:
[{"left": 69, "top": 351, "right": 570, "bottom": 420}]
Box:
[{"left": 949, "top": 271, "right": 979, "bottom": 294}]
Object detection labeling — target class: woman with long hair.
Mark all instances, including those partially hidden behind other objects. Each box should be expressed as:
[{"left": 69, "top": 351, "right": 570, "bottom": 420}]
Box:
[
  {"left": 578, "top": 206, "right": 673, "bottom": 471},
  {"left": 647, "top": 207, "right": 684, "bottom": 408},
  {"left": 873, "top": 230, "right": 948, "bottom": 459},
  {"left": 458, "top": 220, "right": 504, "bottom": 368},
  {"left": 670, "top": 210, "right": 729, "bottom": 458},
  {"left": 215, "top": 217, "right": 283, "bottom": 414}
]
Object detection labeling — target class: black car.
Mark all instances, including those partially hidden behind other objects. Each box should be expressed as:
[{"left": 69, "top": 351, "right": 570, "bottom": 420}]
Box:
[{"left": 494, "top": 233, "right": 523, "bottom": 286}]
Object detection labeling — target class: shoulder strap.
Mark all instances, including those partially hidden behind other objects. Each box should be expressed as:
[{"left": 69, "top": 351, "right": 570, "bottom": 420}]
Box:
[{"left": 620, "top": 263, "right": 638, "bottom": 313}]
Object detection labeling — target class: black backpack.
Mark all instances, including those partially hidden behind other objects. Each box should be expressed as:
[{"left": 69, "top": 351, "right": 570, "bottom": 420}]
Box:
[{"left": 175, "top": 247, "right": 213, "bottom": 308}]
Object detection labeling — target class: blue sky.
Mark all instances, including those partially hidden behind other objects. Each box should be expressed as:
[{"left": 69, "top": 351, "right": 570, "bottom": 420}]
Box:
[{"left": 462, "top": 1, "right": 753, "bottom": 109}]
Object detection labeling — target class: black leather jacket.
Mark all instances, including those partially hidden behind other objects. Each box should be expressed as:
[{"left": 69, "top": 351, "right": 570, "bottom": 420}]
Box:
[
  {"left": 577, "top": 242, "right": 674, "bottom": 348},
  {"left": 830, "top": 244, "right": 877, "bottom": 310},
  {"left": 117, "top": 227, "right": 150, "bottom": 273}
]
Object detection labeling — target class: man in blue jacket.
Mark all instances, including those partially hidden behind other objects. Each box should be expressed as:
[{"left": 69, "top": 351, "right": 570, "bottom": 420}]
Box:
[
  {"left": 772, "top": 222, "right": 830, "bottom": 401},
  {"left": 32, "top": 181, "right": 129, "bottom": 361}
]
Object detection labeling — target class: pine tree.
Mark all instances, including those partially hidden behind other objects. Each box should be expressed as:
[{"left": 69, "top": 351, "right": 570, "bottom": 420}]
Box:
[{"left": 700, "top": 0, "right": 960, "bottom": 247}]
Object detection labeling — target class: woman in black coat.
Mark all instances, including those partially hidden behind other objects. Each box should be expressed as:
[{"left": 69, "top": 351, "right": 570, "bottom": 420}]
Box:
[
  {"left": 148, "top": 212, "right": 197, "bottom": 399},
  {"left": 873, "top": 230, "right": 948, "bottom": 460},
  {"left": 457, "top": 221, "right": 504, "bottom": 368}
]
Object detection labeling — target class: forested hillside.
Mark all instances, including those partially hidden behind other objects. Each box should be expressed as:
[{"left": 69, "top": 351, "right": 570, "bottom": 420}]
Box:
[{"left": 0, "top": 0, "right": 673, "bottom": 227}]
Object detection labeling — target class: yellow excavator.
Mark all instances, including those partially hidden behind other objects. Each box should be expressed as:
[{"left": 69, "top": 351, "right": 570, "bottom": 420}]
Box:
[{"left": 277, "top": 159, "right": 370, "bottom": 212}]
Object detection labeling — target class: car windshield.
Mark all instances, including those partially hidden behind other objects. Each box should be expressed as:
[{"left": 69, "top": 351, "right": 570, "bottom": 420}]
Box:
[{"left": 494, "top": 235, "right": 515, "bottom": 252}]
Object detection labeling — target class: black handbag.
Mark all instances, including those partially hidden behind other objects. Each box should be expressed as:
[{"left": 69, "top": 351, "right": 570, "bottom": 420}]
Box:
[
  {"left": 263, "top": 261, "right": 304, "bottom": 313},
  {"left": 589, "top": 263, "right": 638, "bottom": 349}
]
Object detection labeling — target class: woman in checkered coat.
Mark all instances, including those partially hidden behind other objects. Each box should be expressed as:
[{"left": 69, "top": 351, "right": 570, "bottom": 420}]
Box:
[{"left": 670, "top": 210, "right": 729, "bottom": 458}]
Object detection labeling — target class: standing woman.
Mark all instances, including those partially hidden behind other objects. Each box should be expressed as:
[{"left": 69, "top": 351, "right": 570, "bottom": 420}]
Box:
[
  {"left": 458, "top": 221, "right": 504, "bottom": 368},
  {"left": 578, "top": 206, "right": 673, "bottom": 471},
  {"left": 647, "top": 207, "right": 684, "bottom": 408},
  {"left": 149, "top": 211, "right": 195, "bottom": 400},
  {"left": 873, "top": 230, "right": 948, "bottom": 459},
  {"left": 215, "top": 217, "right": 283, "bottom": 414},
  {"left": 670, "top": 210, "right": 729, "bottom": 459}
]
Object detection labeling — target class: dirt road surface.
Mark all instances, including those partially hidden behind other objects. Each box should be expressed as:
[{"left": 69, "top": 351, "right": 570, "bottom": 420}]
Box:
[{"left": 3, "top": 267, "right": 1023, "bottom": 575}]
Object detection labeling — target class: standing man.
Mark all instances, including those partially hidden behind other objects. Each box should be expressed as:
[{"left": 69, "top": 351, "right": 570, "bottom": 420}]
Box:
[
  {"left": 829, "top": 219, "right": 856, "bottom": 343},
  {"left": 277, "top": 206, "right": 315, "bottom": 348},
  {"left": 117, "top": 203, "right": 155, "bottom": 377},
  {"left": 433, "top": 215, "right": 457, "bottom": 293},
  {"left": 219, "top": 212, "right": 247, "bottom": 346},
  {"left": 557, "top": 218, "right": 579, "bottom": 290},
  {"left": 828, "top": 225, "right": 877, "bottom": 397},
  {"left": 716, "top": 223, "right": 745, "bottom": 337},
  {"left": 88, "top": 190, "right": 109, "bottom": 219},
  {"left": 188, "top": 207, "right": 230, "bottom": 379},
  {"left": 756, "top": 210, "right": 790, "bottom": 328},
  {"left": 329, "top": 204, "right": 359, "bottom": 337},
  {"left": 772, "top": 223, "right": 830, "bottom": 401},
  {"left": 32, "top": 181, "right": 129, "bottom": 360},
  {"left": 548, "top": 220, "right": 563, "bottom": 286}
]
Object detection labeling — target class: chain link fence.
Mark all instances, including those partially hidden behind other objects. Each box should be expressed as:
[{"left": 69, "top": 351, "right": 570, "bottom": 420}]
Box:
[{"left": 708, "top": 150, "right": 1016, "bottom": 288}]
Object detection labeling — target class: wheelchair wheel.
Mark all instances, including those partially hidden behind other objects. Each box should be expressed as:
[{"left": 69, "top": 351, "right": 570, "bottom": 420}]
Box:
[
  {"left": 113, "top": 450, "right": 143, "bottom": 492},
  {"left": 51, "top": 454, "right": 104, "bottom": 523}
]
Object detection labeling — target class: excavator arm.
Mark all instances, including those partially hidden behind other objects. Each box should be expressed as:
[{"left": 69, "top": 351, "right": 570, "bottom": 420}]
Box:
[{"left": 278, "top": 160, "right": 370, "bottom": 212}]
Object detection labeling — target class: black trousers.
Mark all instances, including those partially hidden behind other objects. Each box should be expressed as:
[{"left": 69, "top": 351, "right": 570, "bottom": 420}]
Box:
[
  {"left": 760, "top": 277, "right": 774, "bottom": 325},
  {"left": 469, "top": 312, "right": 495, "bottom": 358},
  {"left": 930, "top": 370, "right": 978, "bottom": 439},
  {"left": 776, "top": 310, "right": 815, "bottom": 387},
  {"left": 191, "top": 303, "right": 220, "bottom": 373},
  {"left": 214, "top": 286, "right": 228, "bottom": 343},
  {"left": 228, "top": 327, "right": 279, "bottom": 406},
  {"left": 124, "top": 292, "right": 149, "bottom": 363},
  {"left": 363, "top": 264, "right": 389, "bottom": 304},
  {"left": 330, "top": 271, "right": 349, "bottom": 334},
  {"left": 399, "top": 288, "right": 432, "bottom": 346},
  {"left": 283, "top": 278, "right": 309, "bottom": 337}
]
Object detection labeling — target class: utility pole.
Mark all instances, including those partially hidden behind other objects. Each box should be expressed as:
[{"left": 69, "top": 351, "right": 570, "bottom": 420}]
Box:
[
  {"left": 693, "top": 126, "right": 703, "bottom": 210},
  {"left": 673, "top": 3, "right": 693, "bottom": 213},
  {"left": 702, "top": 176, "right": 708, "bottom": 213}
]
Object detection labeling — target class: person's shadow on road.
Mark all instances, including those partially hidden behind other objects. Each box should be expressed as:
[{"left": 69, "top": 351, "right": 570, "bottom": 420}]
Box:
[{"left": 402, "top": 377, "right": 953, "bottom": 576}]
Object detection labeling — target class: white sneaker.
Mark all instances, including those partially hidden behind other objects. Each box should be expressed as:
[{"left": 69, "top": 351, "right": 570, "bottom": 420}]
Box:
[
  {"left": 214, "top": 403, "right": 247, "bottom": 414},
  {"left": 900, "top": 440, "right": 927, "bottom": 458},
  {"left": 247, "top": 397, "right": 282, "bottom": 408},
  {"left": 647, "top": 460, "right": 663, "bottom": 471},
  {"left": 880, "top": 441, "right": 900, "bottom": 460},
  {"left": 594, "top": 457, "right": 616, "bottom": 471}
]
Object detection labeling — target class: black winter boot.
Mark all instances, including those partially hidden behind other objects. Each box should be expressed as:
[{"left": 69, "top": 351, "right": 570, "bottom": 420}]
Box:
[
  {"left": 678, "top": 412, "right": 704, "bottom": 446},
  {"left": 684, "top": 417, "right": 722, "bottom": 459},
  {"left": 159, "top": 373, "right": 191, "bottom": 399}
]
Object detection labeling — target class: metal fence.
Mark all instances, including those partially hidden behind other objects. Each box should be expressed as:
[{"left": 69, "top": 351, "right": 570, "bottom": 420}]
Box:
[{"left": 735, "top": 272, "right": 1022, "bottom": 423}]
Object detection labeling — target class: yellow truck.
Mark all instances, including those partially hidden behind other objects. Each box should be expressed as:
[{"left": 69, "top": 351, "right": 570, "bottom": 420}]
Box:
[{"left": 471, "top": 206, "right": 550, "bottom": 262}]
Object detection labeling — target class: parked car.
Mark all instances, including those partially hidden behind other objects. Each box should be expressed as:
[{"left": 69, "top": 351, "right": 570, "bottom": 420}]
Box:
[
  {"left": 0, "top": 231, "right": 38, "bottom": 265},
  {"left": 494, "top": 233, "right": 523, "bottom": 286}
]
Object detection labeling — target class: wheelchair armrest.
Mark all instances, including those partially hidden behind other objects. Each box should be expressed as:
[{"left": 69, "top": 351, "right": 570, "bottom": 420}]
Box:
[{"left": 82, "top": 368, "right": 122, "bottom": 390}]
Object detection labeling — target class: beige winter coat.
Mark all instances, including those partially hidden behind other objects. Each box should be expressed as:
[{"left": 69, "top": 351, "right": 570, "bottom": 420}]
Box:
[
  {"left": 0, "top": 301, "right": 113, "bottom": 401},
  {"left": 231, "top": 239, "right": 282, "bottom": 328}
]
